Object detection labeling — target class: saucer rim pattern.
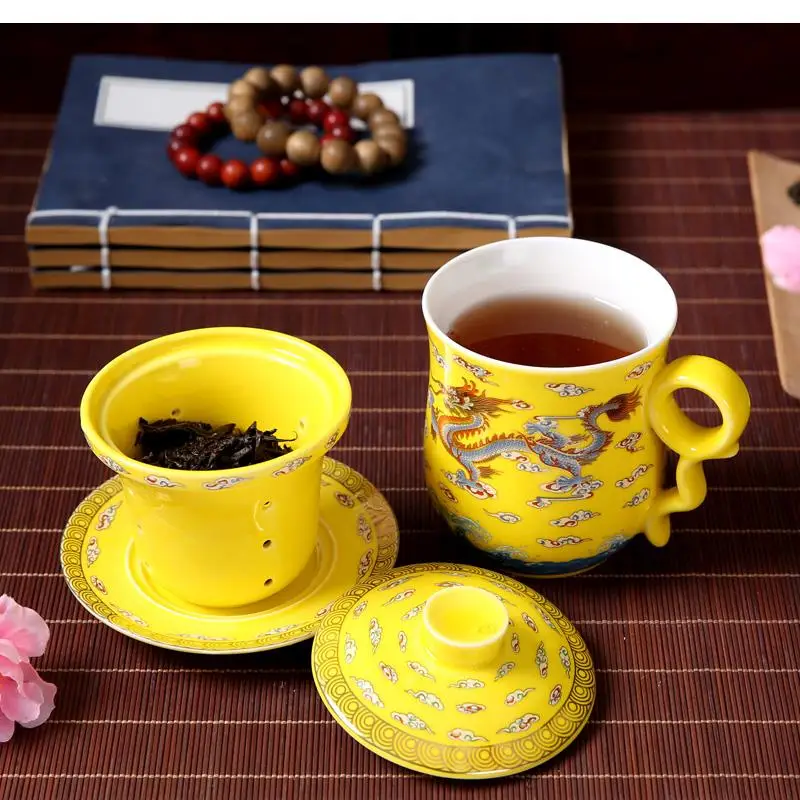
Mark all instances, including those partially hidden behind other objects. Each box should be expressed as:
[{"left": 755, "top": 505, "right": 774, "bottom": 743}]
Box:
[
  {"left": 311, "top": 562, "right": 596, "bottom": 780},
  {"left": 59, "top": 457, "right": 400, "bottom": 654}
]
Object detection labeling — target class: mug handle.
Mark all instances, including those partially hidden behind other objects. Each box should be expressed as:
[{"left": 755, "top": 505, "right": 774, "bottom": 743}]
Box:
[{"left": 644, "top": 355, "right": 752, "bottom": 547}]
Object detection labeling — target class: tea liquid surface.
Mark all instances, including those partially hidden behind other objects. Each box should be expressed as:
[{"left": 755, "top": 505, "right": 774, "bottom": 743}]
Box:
[{"left": 447, "top": 295, "right": 647, "bottom": 368}]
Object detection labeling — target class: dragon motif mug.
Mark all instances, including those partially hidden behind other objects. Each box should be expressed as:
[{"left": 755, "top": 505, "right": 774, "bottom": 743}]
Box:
[{"left": 421, "top": 237, "right": 751, "bottom": 576}]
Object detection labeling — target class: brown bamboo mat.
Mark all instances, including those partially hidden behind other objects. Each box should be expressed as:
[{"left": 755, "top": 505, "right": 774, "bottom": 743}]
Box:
[{"left": 1, "top": 111, "right": 799, "bottom": 800}]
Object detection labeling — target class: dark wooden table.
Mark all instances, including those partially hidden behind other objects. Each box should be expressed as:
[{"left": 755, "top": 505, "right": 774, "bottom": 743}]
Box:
[{"left": 1, "top": 106, "right": 799, "bottom": 799}]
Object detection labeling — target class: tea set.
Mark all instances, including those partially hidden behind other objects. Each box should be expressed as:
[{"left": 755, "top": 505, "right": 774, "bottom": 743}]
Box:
[{"left": 60, "top": 237, "right": 752, "bottom": 780}]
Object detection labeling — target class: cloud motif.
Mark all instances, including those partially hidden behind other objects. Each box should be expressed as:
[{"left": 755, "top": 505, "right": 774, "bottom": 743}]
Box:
[
  {"left": 537, "top": 535, "right": 589, "bottom": 548},
  {"left": 545, "top": 382, "right": 593, "bottom": 397},
  {"left": 401, "top": 603, "right": 426, "bottom": 621},
  {"left": 527, "top": 497, "right": 552, "bottom": 509},
  {"left": 485, "top": 511, "right": 521, "bottom": 523},
  {"left": 517, "top": 461, "right": 544, "bottom": 473},
  {"left": 500, "top": 452, "right": 528, "bottom": 462},
  {"left": 368, "top": 618, "right": 382, "bottom": 652},
  {"left": 495, "top": 661, "right": 516, "bottom": 681},
  {"left": 144, "top": 475, "right": 182, "bottom": 488},
  {"left": 624, "top": 488, "right": 651, "bottom": 508},
  {"left": 408, "top": 661, "right": 435, "bottom": 681},
  {"left": 356, "top": 515, "right": 373, "bottom": 543},
  {"left": 616, "top": 431, "right": 644, "bottom": 453},
  {"left": 559, "top": 646, "right": 571, "bottom": 678},
  {"left": 344, "top": 634, "right": 357, "bottom": 664},
  {"left": 383, "top": 589, "right": 415, "bottom": 607},
  {"left": 352, "top": 677, "right": 384, "bottom": 708},
  {"left": 615, "top": 464, "right": 654, "bottom": 489},
  {"left": 352, "top": 600, "right": 367, "bottom": 618},
  {"left": 511, "top": 399, "right": 533, "bottom": 410},
  {"left": 391, "top": 712, "right": 434, "bottom": 734},
  {"left": 550, "top": 510, "right": 599, "bottom": 528},
  {"left": 379, "top": 662, "right": 398, "bottom": 683},
  {"left": 549, "top": 684, "right": 563, "bottom": 705},
  {"left": 453, "top": 356, "right": 498, "bottom": 385},
  {"left": 335, "top": 492, "right": 355, "bottom": 508},
  {"left": 521, "top": 612, "right": 538, "bottom": 633},
  {"left": 398, "top": 631, "right": 408, "bottom": 652},
  {"left": 272, "top": 456, "right": 311, "bottom": 477},
  {"left": 95, "top": 503, "right": 120, "bottom": 532},
  {"left": 505, "top": 688, "right": 535, "bottom": 706},
  {"left": 358, "top": 551, "right": 374, "bottom": 579},
  {"left": 203, "top": 476, "right": 248, "bottom": 491},
  {"left": 86, "top": 537, "right": 101, "bottom": 566},
  {"left": 511, "top": 633, "right": 520, "bottom": 653},
  {"left": 497, "top": 712, "right": 540, "bottom": 735},
  {"left": 626, "top": 361, "right": 653, "bottom": 380},
  {"left": 455, "top": 703, "right": 486, "bottom": 714},
  {"left": 449, "top": 679, "right": 484, "bottom": 689},
  {"left": 407, "top": 689, "right": 445, "bottom": 711},
  {"left": 536, "top": 642, "right": 548, "bottom": 678},
  {"left": 447, "top": 728, "right": 486, "bottom": 742},
  {"left": 379, "top": 577, "right": 412, "bottom": 592}
]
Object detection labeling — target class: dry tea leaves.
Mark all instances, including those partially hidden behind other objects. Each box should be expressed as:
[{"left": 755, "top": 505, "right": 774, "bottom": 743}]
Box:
[{"left": 135, "top": 417, "right": 294, "bottom": 471}]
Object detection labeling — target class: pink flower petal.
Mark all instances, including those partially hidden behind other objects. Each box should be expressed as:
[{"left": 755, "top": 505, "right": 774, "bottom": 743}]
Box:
[
  {"left": 761, "top": 225, "right": 800, "bottom": 293},
  {"left": 0, "top": 595, "right": 50, "bottom": 659},
  {"left": 0, "top": 652, "right": 23, "bottom": 686},
  {"left": 0, "top": 674, "right": 43, "bottom": 724},
  {"left": 18, "top": 667, "right": 56, "bottom": 730},
  {"left": 0, "top": 711, "right": 15, "bottom": 743}
]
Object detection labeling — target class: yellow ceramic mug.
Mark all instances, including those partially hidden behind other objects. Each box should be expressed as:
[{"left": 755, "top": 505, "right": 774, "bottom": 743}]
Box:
[
  {"left": 80, "top": 327, "right": 351, "bottom": 607},
  {"left": 422, "top": 238, "right": 751, "bottom": 576}
]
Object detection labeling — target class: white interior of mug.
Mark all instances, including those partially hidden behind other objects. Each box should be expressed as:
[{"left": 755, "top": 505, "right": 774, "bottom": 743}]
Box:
[{"left": 422, "top": 237, "right": 678, "bottom": 371}]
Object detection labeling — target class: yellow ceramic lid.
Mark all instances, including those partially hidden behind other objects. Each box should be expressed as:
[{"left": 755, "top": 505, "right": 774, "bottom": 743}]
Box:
[{"left": 311, "top": 562, "right": 595, "bottom": 780}]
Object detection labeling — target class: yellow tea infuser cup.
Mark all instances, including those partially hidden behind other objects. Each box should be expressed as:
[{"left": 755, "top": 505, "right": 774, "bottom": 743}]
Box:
[
  {"left": 80, "top": 327, "right": 351, "bottom": 608},
  {"left": 421, "top": 237, "right": 751, "bottom": 576}
]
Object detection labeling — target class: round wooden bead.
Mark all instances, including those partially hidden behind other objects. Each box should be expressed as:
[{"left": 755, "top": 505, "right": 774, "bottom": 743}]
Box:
[
  {"left": 375, "top": 132, "right": 407, "bottom": 166},
  {"left": 354, "top": 139, "right": 387, "bottom": 174},
  {"left": 320, "top": 139, "right": 355, "bottom": 175},
  {"left": 230, "top": 110, "right": 263, "bottom": 142},
  {"left": 300, "top": 66, "right": 329, "bottom": 100},
  {"left": 351, "top": 92, "right": 383, "bottom": 120},
  {"left": 285, "top": 130, "right": 321, "bottom": 167},
  {"left": 229, "top": 79, "right": 258, "bottom": 101},
  {"left": 243, "top": 66, "right": 277, "bottom": 95},
  {"left": 225, "top": 95, "right": 257, "bottom": 120},
  {"left": 256, "top": 120, "right": 291, "bottom": 158},
  {"left": 328, "top": 76, "right": 358, "bottom": 108},
  {"left": 270, "top": 64, "right": 300, "bottom": 95},
  {"left": 368, "top": 107, "right": 400, "bottom": 130},
  {"left": 371, "top": 122, "right": 406, "bottom": 144}
]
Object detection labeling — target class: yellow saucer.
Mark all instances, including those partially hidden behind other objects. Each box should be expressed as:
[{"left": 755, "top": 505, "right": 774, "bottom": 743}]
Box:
[
  {"left": 60, "top": 458, "right": 399, "bottom": 654},
  {"left": 312, "top": 563, "right": 595, "bottom": 780}
]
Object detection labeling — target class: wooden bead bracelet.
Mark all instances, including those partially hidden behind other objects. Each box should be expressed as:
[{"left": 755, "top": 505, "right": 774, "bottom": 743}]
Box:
[{"left": 166, "top": 64, "right": 408, "bottom": 190}]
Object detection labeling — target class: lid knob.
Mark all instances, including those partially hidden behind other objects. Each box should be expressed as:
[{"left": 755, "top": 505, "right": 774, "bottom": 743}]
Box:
[{"left": 422, "top": 585, "right": 509, "bottom": 669}]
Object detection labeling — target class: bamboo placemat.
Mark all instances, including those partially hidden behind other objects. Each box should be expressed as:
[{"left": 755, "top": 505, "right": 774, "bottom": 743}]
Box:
[{"left": 1, "top": 111, "right": 799, "bottom": 799}]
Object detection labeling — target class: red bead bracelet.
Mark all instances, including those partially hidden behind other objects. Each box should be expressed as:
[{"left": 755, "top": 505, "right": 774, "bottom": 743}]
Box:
[
  {"left": 167, "top": 65, "right": 408, "bottom": 190},
  {"left": 166, "top": 102, "right": 299, "bottom": 190}
]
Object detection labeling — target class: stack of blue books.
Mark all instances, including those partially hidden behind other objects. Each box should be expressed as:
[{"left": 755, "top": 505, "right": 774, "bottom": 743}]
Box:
[{"left": 26, "top": 52, "right": 571, "bottom": 291}]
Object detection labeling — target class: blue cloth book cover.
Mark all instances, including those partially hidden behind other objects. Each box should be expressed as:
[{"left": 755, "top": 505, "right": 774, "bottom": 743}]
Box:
[{"left": 26, "top": 52, "right": 571, "bottom": 289}]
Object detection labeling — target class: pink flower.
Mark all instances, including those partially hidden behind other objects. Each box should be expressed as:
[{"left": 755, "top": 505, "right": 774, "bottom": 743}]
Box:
[
  {"left": 761, "top": 225, "right": 800, "bottom": 293},
  {"left": 0, "top": 595, "right": 56, "bottom": 742}
]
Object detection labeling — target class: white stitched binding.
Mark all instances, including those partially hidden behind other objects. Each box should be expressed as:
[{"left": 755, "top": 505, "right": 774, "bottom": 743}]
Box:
[
  {"left": 249, "top": 214, "right": 259, "bottom": 291},
  {"left": 25, "top": 208, "right": 573, "bottom": 291},
  {"left": 98, "top": 206, "right": 118, "bottom": 290},
  {"left": 371, "top": 216, "right": 382, "bottom": 292}
]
